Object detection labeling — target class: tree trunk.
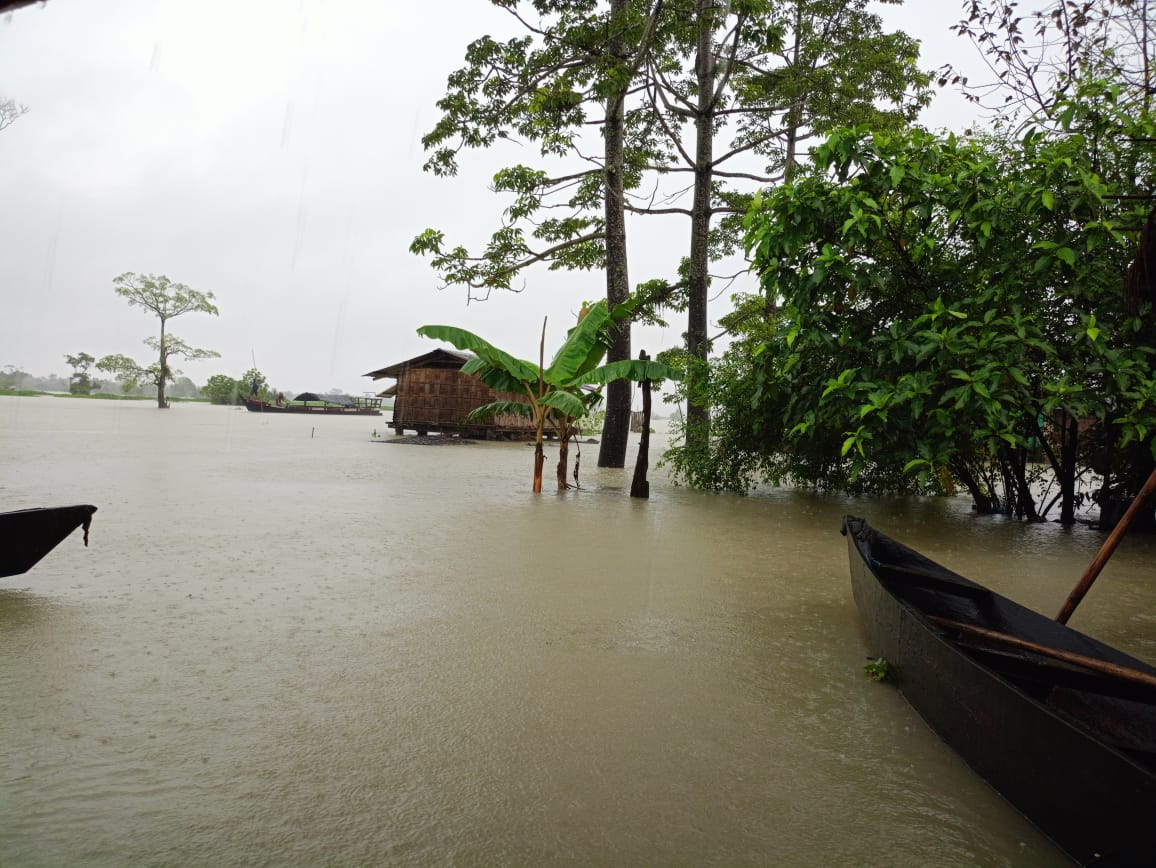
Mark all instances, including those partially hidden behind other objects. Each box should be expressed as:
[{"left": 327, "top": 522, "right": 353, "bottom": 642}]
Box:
[
  {"left": 156, "top": 319, "right": 169, "bottom": 409},
  {"left": 1059, "top": 412, "right": 1079, "bottom": 525},
  {"left": 556, "top": 421, "right": 572, "bottom": 491},
  {"left": 597, "top": 0, "right": 633, "bottom": 468},
  {"left": 684, "top": 0, "right": 716, "bottom": 452},
  {"left": 533, "top": 411, "right": 546, "bottom": 493},
  {"left": 952, "top": 458, "right": 999, "bottom": 514}
]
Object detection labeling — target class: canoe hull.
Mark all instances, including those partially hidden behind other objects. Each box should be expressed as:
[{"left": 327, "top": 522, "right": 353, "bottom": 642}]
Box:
[
  {"left": 844, "top": 515, "right": 1156, "bottom": 867},
  {"left": 1, "top": 505, "right": 98, "bottom": 578}
]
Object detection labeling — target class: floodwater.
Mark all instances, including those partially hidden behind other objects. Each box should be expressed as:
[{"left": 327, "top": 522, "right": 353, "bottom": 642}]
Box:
[{"left": 3, "top": 397, "right": 1155, "bottom": 867}]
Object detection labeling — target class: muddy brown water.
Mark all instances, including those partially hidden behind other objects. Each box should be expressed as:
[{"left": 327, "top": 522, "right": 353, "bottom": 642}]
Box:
[{"left": 3, "top": 396, "right": 1155, "bottom": 866}]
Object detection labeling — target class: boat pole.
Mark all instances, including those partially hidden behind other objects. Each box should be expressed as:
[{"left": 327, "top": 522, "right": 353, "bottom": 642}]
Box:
[{"left": 1056, "top": 465, "right": 1156, "bottom": 624}]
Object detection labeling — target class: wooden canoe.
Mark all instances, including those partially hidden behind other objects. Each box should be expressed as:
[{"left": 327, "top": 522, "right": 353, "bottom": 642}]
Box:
[
  {"left": 843, "top": 515, "right": 1156, "bottom": 867},
  {"left": 1, "top": 505, "right": 97, "bottom": 578}
]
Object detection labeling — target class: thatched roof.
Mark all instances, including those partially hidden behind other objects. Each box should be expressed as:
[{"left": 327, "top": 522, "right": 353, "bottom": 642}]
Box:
[{"left": 364, "top": 349, "right": 472, "bottom": 381}]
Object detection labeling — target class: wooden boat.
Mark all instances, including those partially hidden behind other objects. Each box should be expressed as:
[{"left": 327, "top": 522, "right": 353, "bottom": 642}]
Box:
[
  {"left": 1, "top": 504, "right": 97, "bottom": 578},
  {"left": 243, "top": 393, "right": 382, "bottom": 416},
  {"left": 843, "top": 515, "right": 1156, "bottom": 867}
]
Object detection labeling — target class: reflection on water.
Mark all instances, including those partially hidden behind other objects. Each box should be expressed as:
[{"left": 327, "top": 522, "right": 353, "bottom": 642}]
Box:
[{"left": 4, "top": 397, "right": 1152, "bottom": 865}]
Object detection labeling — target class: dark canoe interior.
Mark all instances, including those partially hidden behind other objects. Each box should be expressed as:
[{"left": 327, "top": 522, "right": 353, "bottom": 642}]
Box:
[
  {"left": 844, "top": 516, "right": 1156, "bottom": 769},
  {"left": 1, "top": 505, "right": 97, "bottom": 578}
]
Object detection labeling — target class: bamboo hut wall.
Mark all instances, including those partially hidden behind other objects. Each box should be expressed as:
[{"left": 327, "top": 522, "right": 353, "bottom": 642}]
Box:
[{"left": 394, "top": 367, "right": 535, "bottom": 433}]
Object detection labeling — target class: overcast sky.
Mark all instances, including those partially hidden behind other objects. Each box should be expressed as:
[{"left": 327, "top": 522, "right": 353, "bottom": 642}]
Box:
[{"left": 0, "top": 1, "right": 980, "bottom": 397}]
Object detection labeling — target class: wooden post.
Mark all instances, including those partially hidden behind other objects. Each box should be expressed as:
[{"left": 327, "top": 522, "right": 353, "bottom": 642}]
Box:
[
  {"left": 1055, "top": 466, "right": 1156, "bottom": 624},
  {"left": 630, "top": 351, "right": 652, "bottom": 499}
]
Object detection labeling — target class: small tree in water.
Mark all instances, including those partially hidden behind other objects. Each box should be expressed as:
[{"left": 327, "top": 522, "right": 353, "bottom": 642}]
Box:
[
  {"left": 64, "top": 352, "right": 96, "bottom": 395},
  {"left": 104, "top": 273, "right": 220, "bottom": 408},
  {"left": 418, "top": 300, "right": 679, "bottom": 493}
]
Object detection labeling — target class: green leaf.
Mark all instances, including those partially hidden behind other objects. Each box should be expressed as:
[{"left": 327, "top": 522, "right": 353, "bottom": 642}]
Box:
[
  {"left": 417, "top": 325, "right": 540, "bottom": 383},
  {"left": 539, "top": 390, "right": 588, "bottom": 418}
]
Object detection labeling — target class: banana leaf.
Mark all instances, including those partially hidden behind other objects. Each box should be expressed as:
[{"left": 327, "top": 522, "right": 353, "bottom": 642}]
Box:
[
  {"left": 464, "top": 401, "right": 534, "bottom": 422},
  {"left": 416, "top": 325, "right": 540, "bottom": 383},
  {"left": 562, "top": 358, "right": 681, "bottom": 388},
  {"left": 539, "top": 390, "right": 587, "bottom": 418},
  {"left": 545, "top": 300, "right": 614, "bottom": 382}
]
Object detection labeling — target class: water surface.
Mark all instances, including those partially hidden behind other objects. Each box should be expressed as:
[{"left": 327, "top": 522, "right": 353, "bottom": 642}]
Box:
[{"left": 4, "top": 397, "right": 1154, "bottom": 866}]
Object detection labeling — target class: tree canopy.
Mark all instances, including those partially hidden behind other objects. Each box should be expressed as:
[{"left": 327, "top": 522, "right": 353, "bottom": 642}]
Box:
[
  {"left": 103, "top": 273, "right": 220, "bottom": 408},
  {"left": 412, "top": 0, "right": 928, "bottom": 462},
  {"left": 667, "top": 78, "right": 1156, "bottom": 524}
]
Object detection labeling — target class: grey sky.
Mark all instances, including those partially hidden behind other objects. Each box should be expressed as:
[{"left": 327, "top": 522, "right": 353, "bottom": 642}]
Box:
[{"left": 1, "top": 1, "right": 979, "bottom": 397}]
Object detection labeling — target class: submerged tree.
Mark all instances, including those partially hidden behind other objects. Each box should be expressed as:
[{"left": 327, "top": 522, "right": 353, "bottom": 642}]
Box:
[
  {"left": 64, "top": 352, "right": 96, "bottom": 395},
  {"left": 413, "top": 0, "right": 929, "bottom": 461},
  {"left": 671, "top": 82, "right": 1156, "bottom": 523},
  {"left": 106, "top": 273, "right": 220, "bottom": 408},
  {"left": 418, "top": 299, "right": 678, "bottom": 492},
  {"left": 413, "top": 0, "right": 666, "bottom": 469}
]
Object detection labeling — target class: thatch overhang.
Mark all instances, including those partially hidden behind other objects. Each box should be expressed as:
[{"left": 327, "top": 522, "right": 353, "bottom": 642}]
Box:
[{"left": 363, "top": 349, "right": 472, "bottom": 381}]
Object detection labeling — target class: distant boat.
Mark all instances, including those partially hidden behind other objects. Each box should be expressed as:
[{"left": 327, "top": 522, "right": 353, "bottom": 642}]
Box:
[
  {"left": 844, "top": 515, "right": 1156, "bottom": 866},
  {"left": 244, "top": 392, "right": 382, "bottom": 416},
  {"left": 2, "top": 505, "right": 97, "bottom": 578}
]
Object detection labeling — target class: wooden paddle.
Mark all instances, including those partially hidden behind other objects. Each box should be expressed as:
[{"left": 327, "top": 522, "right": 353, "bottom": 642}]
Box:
[
  {"left": 929, "top": 615, "right": 1156, "bottom": 692},
  {"left": 1055, "top": 466, "right": 1156, "bottom": 625}
]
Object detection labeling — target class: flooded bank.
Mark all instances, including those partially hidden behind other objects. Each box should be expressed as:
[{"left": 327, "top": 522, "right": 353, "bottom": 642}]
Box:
[{"left": 4, "top": 397, "right": 1154, "bottom": 866}]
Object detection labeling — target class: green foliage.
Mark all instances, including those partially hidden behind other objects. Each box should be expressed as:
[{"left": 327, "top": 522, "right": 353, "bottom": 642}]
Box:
[
  {"left": 418, "top": 298, "right": 680, "bottom": 491},
  {"left": 64, "top": 352, "right": 96, "bottom": 395},
  {"left": 670, "top": 78, "right": 1156, "bottom": 515},
  {"left": 863, "top": 657, "right": 891, "bottom": 682},
  {"left": 202, "top": 374, "right": 241, "bottom": 405}
]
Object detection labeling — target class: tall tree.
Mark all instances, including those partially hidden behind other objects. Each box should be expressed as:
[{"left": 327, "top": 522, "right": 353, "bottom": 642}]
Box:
[
  {"left": 641, "top": 0, "right": 929, "bottom": 448},
  {"left": 414, "top": 0, "right": 929, "bottom": 459},
  {"left": 106, "top": 272, "right": 220, "bottom": 408},
  {"left": 412, "top": 0, "right": 665, "bottom": 467}
]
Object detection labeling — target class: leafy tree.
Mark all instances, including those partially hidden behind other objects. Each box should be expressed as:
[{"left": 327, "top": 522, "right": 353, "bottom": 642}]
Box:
[
  {"left": 109, "top": 272, "right": 220, "bottom": 408},
  {"left": 413, "top": 0, "right": 665, "bottom": 469},
  {"left": 413, "top": 0, "right": 929, "bottom": 459},
  {"left": 64, "top": 352, "right": 96, "bottom": 395},
  {"left": 167, "top": 377, "right": 201, "bottom": 399},
  {"left": 202, "top": 374, "right": 241, "bottom": 405},
  {"left": 642, "top": 0, "right": 930, "bottom": 447},
  {"left": 676, "top": 85, "right": 1156, "bottom": 524},
  {"left": 418, "top": 299, "right": 679, "bottom": 492}
]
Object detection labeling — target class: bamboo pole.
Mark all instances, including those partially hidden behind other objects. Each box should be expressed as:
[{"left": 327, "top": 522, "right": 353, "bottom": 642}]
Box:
[
  {"left": 1055, "top": 466, "right": 1156, "bottom": 625},
  {"left": 929, "top": 615, "right": 1156, "bottom": 691}
]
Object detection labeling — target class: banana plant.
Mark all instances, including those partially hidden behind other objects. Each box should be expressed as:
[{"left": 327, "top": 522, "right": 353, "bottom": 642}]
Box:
[{"left": 418, "top": 300, "right": 680, "bottom": 492}]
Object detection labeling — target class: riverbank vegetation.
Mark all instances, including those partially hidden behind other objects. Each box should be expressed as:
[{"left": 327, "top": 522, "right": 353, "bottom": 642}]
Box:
[{"left": 662, "top": 0, "right": 1156, "bottom": 525}]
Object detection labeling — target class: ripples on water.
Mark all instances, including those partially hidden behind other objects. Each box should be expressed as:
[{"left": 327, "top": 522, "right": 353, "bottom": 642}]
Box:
[{"left": 5, "top": 397, "right": 1150, "bottom": 865}]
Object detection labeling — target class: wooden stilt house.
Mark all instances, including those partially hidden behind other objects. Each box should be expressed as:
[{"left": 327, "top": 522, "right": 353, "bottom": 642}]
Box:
[{"left": 364, "top": 349, "right": 538, "bottom": 439}]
